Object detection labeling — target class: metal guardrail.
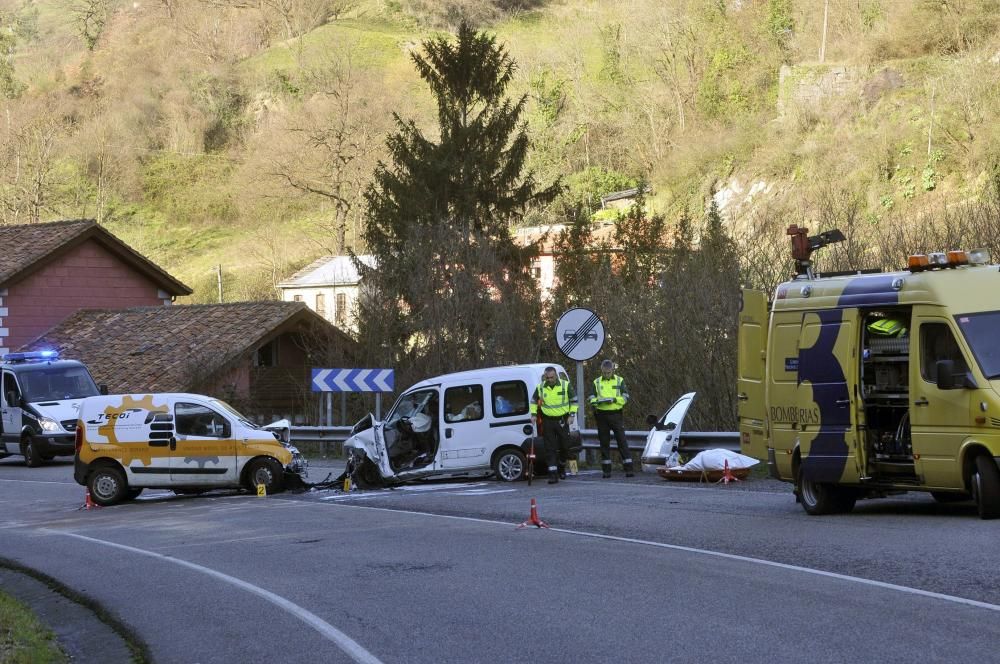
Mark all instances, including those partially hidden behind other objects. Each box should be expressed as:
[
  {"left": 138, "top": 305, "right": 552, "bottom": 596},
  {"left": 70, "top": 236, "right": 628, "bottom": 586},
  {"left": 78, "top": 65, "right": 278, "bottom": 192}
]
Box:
[{"left": 285, "top": 426, "right": 739, "bottom": 454}]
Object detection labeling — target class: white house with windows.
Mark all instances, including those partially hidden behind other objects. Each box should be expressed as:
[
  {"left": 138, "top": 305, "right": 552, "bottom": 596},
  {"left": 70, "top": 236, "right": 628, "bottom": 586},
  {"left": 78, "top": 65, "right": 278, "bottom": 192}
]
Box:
[{"left": 277, "top": 255, "right": 374, "bottom": 332}]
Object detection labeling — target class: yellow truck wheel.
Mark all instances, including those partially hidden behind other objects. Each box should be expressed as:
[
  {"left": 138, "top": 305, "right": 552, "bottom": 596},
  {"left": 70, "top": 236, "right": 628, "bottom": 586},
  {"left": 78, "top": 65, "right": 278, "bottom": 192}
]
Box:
[
  {"left": 798, "top": 473, "right": 857, "bottom": 516},
  {"left": 972, "top": 456, "right": 1000, "bottom": 520}
]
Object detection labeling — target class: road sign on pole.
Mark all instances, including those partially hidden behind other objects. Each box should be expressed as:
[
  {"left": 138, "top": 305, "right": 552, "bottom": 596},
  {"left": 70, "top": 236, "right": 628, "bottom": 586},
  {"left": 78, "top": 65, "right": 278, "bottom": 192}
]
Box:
[
  {"left": 555, "top": 308, "right": 605, "bottom": 432},
  {"left": 311, "top": 368, "right": 394, "bottom": 393},
  {"left": 312, "top": 368, "right": 394, "bottom": 423},
  {"left": 555, "top": 308, "right": 605, "bottom": 362}
]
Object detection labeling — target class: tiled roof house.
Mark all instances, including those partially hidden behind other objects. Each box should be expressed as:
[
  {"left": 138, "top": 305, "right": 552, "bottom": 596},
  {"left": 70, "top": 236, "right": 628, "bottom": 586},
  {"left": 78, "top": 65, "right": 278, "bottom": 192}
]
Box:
[
  {"left": 22, "top": 302, "right": 359, "bottom": 420},
  {"left": 0, "top": 219, "right": 191, "bottom": 356}
]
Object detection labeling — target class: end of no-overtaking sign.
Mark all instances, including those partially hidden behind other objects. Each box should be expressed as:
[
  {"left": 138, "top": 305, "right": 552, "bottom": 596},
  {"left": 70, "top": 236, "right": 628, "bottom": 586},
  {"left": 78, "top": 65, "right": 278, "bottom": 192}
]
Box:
[{"left": 555, "top": 308, "right": 605, "bottom": 362}]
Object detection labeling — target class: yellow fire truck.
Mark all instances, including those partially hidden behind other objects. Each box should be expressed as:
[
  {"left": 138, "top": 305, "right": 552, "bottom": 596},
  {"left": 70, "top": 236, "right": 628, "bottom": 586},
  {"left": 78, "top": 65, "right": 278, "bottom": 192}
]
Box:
[{"left": 738, "top": 226, "right": 1000, "bottom": 518}]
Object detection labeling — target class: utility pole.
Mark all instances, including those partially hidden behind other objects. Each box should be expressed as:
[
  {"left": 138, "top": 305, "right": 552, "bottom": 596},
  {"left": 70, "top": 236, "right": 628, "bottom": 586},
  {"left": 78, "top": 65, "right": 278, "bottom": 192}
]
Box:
[
  {"left": 215, "top": 264, "right": 223, "bottom": 303},
  {"left": 819, "top": 0, "right": 829, "bottom": 64}
]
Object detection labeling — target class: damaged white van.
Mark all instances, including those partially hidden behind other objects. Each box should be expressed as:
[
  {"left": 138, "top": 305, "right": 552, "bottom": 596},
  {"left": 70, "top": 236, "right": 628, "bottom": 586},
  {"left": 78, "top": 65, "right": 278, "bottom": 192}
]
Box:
[{"left": 344, "top": 364, "right": 580, "bottom": 486}]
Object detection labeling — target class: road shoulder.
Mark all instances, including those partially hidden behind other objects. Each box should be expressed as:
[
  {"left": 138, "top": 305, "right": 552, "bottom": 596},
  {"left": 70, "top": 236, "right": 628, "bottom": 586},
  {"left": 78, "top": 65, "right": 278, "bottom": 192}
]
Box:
[{"left": 0, "top": 562, "right": 147, "bottom": 664}]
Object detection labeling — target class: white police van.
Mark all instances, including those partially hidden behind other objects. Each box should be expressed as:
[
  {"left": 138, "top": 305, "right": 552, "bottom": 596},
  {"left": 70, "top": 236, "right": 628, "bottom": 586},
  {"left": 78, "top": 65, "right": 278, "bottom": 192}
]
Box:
[
  {"left": 344, "top": 364, "right": 581, "bottom": 486},
  {"left": 0, "top": 351, "right": 106, "bottom": 466}
]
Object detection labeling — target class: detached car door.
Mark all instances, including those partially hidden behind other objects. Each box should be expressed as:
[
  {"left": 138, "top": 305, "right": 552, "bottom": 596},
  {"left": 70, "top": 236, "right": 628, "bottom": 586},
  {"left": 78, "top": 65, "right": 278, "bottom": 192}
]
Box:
[
  {"left": 171, "top": 400, "right": 237, "bottom": 484},
  {"left": 641, "top": 392, "right": 695, "bottom": 468}
]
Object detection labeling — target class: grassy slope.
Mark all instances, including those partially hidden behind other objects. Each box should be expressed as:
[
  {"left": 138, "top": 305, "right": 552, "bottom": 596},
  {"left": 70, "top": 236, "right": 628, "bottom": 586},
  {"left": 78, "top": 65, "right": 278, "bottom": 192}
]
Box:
[{"left": 7, "top": 1, "right": 999, "bottom": 300}]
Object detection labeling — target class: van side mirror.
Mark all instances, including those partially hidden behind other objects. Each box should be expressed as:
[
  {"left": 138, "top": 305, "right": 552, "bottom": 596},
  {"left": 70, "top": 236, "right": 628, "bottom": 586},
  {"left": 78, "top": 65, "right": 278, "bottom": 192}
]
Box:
[
  {"left": 6, "top": 391, "right": 17, "bottom": 407},
  {"left": 645, "top": 414, "right": 659, "bottom": 428},
  {"left": 99, "top": 384, "right": 108, "bottom": 395},
  {"left": 936, "top": 360, "right": 955, "bottom": 390}
]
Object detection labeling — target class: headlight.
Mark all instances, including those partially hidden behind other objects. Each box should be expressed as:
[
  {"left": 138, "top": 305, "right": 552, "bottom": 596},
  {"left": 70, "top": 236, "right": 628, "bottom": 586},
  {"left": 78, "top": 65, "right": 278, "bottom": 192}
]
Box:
[{"left": 39, "top": 416, "right": 63, "bottom": 433}]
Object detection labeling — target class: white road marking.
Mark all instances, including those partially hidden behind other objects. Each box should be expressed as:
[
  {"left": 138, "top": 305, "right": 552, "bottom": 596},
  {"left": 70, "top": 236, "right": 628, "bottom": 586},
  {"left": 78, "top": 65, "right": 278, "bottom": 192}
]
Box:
[
  {"left": 315, "top": 483, "right": 511, "bottom": 500},
  {"left": 0, "top": 478, "right": 76, "bottom": 485},
  {"left": 320, "top": 503, "right": 1000, "bottom": 614},
  {"left": 396, "top": 482, "right": 488, "bottom": 492},
  {"left": 46, "top": 530, "right": 384, "bottom": 664},
  {"left": 319, "top": 493, "right": 387, "bottom": 502}
]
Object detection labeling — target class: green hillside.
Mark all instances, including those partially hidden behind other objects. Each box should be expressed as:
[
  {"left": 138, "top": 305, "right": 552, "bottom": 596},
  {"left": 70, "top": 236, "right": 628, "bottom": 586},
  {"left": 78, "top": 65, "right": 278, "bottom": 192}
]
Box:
[{"left": 1, "top": 0, "right": 998, "bottom": 301}]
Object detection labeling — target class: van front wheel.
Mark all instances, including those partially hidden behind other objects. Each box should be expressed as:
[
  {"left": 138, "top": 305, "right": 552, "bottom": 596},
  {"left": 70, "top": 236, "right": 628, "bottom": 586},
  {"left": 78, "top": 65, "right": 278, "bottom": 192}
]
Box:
[
  {"left": 354, "top": 459, "right": 384, "bottom": 489},
  {"left": 245, "top": 458, "right": 283, "bottom": 494},
  {"left": 799, "top": 476, "right": 856, "bottom": 515},
  {"left": 972, "top": 456, "right": 1000, "bottom": 519},
  {"left": 22, "top": 437, "right": 42, "bottom": 468},
  {"left": 493, "top": 449, "right": 526, "bottom": 482}
]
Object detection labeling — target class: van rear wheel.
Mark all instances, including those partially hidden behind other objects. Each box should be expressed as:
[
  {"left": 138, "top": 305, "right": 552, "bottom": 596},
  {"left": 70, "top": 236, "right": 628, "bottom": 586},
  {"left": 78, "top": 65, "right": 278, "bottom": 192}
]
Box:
[
  {"left": 799, "top": 475, "right": 856, "bottom": 515},
  {"left": 88, "top": 466, "right": 127, "bottom": 506},
  {"left": 493, "top": 449, "right": 526, "bottom": 482},
  {"left": 972, "top": 456, "right": 1000, "bottom": 519}
]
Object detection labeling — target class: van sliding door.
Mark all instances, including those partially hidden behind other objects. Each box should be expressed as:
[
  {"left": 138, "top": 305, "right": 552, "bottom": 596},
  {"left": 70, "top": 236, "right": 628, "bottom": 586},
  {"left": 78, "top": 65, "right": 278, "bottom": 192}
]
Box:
[
  {"left": 1, "top": 372, "right": 22, "bottom": 451},
  {"left": 797, "top": 309, "right": 861, "bottom": 484}
]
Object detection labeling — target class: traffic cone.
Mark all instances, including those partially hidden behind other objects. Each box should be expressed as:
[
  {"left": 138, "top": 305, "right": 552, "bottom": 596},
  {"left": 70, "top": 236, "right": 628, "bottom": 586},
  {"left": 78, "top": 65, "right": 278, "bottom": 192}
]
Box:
[
  {"left": 716, "top": 459, "right": 740, "bottom": 485},
  {"left": 78, "top": 488, "right": 101, "bottom": 511},
  {"left": 517, "top": 498, "right": 550, "bottom": 529}
]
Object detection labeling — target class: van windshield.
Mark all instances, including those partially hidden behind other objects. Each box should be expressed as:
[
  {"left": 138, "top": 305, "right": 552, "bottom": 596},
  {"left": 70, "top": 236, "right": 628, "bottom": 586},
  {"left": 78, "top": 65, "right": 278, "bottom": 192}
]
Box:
[
  {"left": 18, "top": 366, "right": 100, "bottom": 402},
  {"left": 386, "top": 390, "right": 436, "bottom": 428},
  {"left": 955, "top": 311, "right": 1000, "bottom": 379},
  {"left": 210, "top": 399, "right": 258, "bottom": 428}
]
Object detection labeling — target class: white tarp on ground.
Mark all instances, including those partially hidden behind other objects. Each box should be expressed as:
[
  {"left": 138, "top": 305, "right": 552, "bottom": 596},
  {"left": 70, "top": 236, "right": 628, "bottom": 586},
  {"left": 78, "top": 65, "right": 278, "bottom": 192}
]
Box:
[{"left": 669, "top": 449, "right": 760, "bottom": 472}]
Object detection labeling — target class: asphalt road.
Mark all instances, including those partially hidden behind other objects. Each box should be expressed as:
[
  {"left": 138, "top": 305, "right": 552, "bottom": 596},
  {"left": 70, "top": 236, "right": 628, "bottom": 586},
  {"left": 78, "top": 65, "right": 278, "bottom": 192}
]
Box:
[{"left": 1, "top": 457, "right": 999, "bottom": 663}]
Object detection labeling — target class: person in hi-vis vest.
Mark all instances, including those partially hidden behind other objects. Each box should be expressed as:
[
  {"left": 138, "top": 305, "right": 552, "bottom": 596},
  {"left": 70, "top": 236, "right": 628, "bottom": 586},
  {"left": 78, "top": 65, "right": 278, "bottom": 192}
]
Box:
[
  {"left": 588, "top": 359, "right": 633, "bottom": 478},
  {"left": 530, "top": 366, "right": 577, "bottom": 484}
]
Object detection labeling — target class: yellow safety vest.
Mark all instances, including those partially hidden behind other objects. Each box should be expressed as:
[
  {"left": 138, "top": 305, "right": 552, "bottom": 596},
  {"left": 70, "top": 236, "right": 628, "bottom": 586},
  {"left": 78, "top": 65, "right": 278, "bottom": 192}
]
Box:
[
  {"left": 590, "top": 375, "right": 627, "bottom": 411},
  {"left": 532, "top": 380, "right": 574, "bottom": 417}
]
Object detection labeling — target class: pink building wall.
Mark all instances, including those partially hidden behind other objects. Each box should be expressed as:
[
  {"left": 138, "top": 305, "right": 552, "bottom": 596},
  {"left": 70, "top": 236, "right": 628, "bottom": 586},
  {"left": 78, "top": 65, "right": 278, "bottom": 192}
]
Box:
[{"left": 2, "top": 240, "right": 169, "bottom": 351}]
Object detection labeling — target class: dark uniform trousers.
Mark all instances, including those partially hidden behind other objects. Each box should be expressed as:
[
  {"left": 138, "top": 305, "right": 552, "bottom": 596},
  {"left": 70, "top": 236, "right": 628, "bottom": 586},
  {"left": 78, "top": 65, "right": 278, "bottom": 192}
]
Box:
[
  {"left": 595, "top": 409, "right": 631, "bottom": 467},
  {"left": 541, "top": 415, "right": 571, "bottom": 472}
]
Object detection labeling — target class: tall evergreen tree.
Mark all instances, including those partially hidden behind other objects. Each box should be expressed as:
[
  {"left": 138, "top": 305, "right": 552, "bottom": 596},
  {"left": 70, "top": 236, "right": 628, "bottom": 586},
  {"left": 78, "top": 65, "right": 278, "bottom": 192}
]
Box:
[{"left": 356, "top": 22, "right": 559, "bottom": 381}]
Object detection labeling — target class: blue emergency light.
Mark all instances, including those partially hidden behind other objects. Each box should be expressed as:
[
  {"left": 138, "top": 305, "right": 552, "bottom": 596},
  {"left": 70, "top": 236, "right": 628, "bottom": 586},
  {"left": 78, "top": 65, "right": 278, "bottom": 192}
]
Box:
[{"left": 1, "top": 350, "right": 60, "bottom": 363}]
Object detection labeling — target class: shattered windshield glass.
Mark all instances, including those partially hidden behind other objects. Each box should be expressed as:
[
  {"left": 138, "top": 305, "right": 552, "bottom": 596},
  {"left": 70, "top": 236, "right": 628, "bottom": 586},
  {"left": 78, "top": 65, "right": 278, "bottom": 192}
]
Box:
[
  {"left": 955, "top": 311, "right": 1000, "bottom": 379},
  {"left": 386, "top": 390, "right": 436, "bottom": 428}
]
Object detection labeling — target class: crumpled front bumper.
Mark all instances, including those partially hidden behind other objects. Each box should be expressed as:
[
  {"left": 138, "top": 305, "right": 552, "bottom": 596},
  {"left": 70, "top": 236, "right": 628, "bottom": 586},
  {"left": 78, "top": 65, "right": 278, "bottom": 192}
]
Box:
[{"left": 284, "top": 446, "right": 308, "bottom": 476}]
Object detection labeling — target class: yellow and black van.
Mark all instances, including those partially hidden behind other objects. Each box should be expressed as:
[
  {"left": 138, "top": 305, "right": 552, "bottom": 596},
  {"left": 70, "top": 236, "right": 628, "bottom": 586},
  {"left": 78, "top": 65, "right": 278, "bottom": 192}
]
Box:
[
  {"left": 74, "top": 393, "right": 307, "bottom": 505},
  {"left": 739, "top": 229, "right": 1000, "bottom": 518}
]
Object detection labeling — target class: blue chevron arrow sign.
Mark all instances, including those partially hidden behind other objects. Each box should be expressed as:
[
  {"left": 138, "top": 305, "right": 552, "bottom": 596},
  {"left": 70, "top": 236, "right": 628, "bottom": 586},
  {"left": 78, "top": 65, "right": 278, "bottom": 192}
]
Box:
[{"left": 311, "top": 368, "right": 394, "bottom": 392}]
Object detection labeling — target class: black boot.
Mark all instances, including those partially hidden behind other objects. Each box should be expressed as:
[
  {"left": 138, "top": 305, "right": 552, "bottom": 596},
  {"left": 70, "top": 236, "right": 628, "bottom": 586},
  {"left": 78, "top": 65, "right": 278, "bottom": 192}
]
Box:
[
  {"left": 558, "top": 466, "right": 566, "bottom": 480},
  {"left": 548, "top": 467, "right": 559, "bottom": 484},
  {"left": 602, "top": 463, "right": 611, "bottom": 479},
  {"left": 624, "top": 461, "right": 634, "bottom": 478}
]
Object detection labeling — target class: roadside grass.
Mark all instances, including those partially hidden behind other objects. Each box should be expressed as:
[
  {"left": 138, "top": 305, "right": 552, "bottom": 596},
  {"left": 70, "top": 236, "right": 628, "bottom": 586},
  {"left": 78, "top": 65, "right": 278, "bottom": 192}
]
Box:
[
  {"left": 0, "top": 590, "right": 66, "bottom": 664},
  {"left": 0, "top": 560, "right": 151, "bottom": 664}
]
